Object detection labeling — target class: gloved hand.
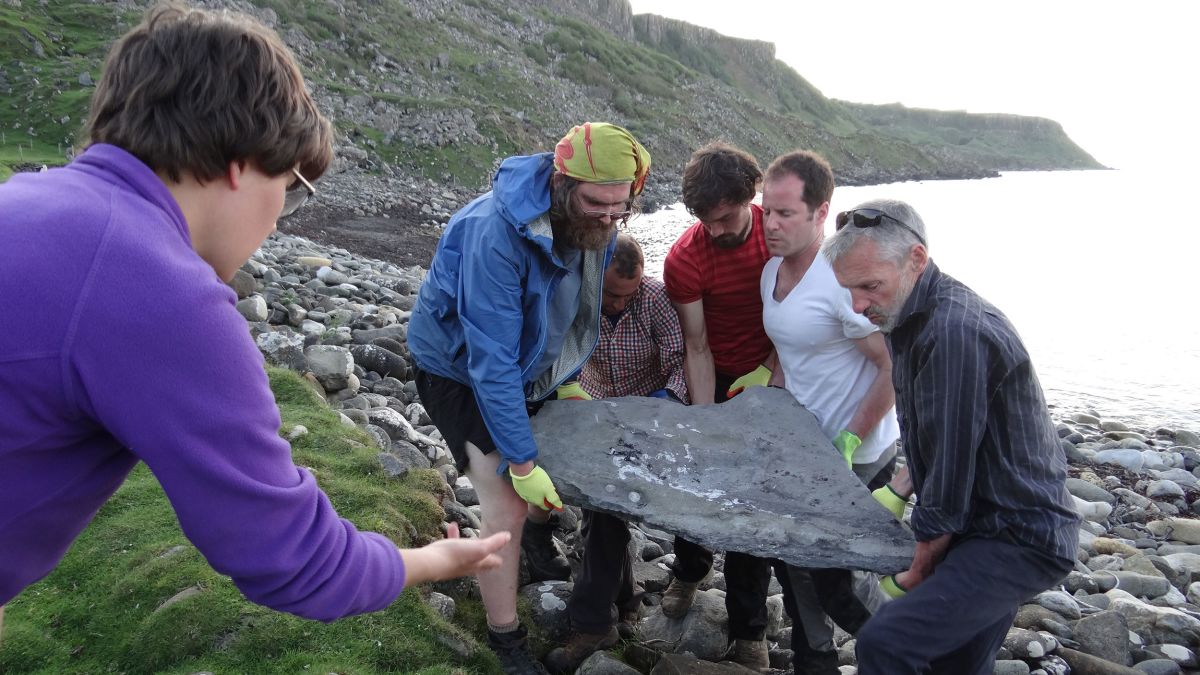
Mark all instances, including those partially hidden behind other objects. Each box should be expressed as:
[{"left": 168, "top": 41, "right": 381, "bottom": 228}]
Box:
[
  {"left": 556, "top": 381, "right": 592, "bottom": 400},
  {"left": 832, "top": 430, "right": 861, "bottom": 469},
  {"left": 879, "top": 574, "right": 908, "bottom": 599},
  {"left": 726, "top": 364, "right": 771, "bottom": 398},
  {"left": 871, "top": 484, "right": 908, "bottom": 520},
  {"left": 509, "top": 465, "right": 564, "bottom": 511}
]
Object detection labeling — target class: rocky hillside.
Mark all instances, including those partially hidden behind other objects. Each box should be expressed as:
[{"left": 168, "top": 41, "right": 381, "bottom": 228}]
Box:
[{"left": 1, "top": 0, "right": 1104, "bottom": 220}]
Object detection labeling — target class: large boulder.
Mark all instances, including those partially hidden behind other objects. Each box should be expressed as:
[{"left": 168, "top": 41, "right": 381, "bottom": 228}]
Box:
[{"left": 530, "top": 387, "right": 913, "bottom": 572}]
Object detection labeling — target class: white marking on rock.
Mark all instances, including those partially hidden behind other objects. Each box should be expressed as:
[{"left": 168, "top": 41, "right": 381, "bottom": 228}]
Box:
[{"left": 540, "top": 592, "right": 566, "bottom": 611}]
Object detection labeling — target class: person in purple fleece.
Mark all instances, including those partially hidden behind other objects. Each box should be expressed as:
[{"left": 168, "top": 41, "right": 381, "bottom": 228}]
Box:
[{"left": 0, "top": 3, "right": 508, "bottom": 637}]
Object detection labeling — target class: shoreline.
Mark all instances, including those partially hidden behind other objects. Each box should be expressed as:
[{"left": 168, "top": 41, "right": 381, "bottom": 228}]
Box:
[{"left": 239, "top": 229, "right": 1200, "bottom": 674}]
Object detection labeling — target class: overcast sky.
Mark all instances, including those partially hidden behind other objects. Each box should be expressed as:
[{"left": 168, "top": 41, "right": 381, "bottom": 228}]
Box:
[{"left": 626, "top": 0, "right": 1197, "bottom": 171}]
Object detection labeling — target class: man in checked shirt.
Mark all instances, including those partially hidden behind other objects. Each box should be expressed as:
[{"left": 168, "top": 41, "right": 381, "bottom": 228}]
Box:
[
  {"left": 558, "top": 232, "right": 689, "bottom": 403},
  {"left": 824, "top": 198, "right": 1080, "bottom": 675},
  {"left": 546, "top": 232, "right": 688, "bottom": 673}
]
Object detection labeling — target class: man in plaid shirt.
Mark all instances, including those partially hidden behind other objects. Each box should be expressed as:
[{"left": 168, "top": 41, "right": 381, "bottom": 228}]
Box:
[
  {"left": 546, "top": 233, "right": 687, "bottom": 672},
  {"left": 563, "top": 233, "right": 689, "bottom": 402}
]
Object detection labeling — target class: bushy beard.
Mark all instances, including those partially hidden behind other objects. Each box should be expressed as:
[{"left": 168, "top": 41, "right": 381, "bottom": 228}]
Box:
[{"left": 552, "top": 215, "right": 615, "bottom": 251}]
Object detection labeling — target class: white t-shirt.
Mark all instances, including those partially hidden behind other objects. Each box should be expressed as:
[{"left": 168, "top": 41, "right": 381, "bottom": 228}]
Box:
[{"left": 760, "top": 255, "right": 900, "bottom": 464}]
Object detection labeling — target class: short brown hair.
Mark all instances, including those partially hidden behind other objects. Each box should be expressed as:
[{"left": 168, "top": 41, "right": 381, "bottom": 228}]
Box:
[
  {"left": 86, "top": 3, "right": 332, "bottom": 183},
  {"left": 681, "top": 142, "right": 762, "bottom": 219},
  {"left": 764, "top": 151, "right": 835, "bottom": 211}
]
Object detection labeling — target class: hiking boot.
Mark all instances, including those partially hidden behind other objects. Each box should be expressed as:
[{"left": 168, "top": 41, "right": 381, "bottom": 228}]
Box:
[
  {"left": 723, "top": 638, "right": 770, "bottom": 672},
  {"left": 522, "top": 518, "right": 571, "bottom": 582},
  {"left": 544, "top": 626, "right": 619, "bottom": 674},
  {"left": 660, "top": 577, "right": 701, "bottom": 618},
  {"left": 487, "top": 624, "right": 550, "bottom": 675}
]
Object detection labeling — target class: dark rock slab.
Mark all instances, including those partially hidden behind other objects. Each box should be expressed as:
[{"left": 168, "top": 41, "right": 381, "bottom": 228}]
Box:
[{"left": 530, "top": 387, "right": 914, "bottom": 572}]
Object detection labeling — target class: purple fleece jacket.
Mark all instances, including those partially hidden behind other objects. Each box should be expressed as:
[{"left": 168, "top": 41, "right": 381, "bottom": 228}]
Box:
[{"left": 0, "top": 144, "right": 405, "bottom": 620}]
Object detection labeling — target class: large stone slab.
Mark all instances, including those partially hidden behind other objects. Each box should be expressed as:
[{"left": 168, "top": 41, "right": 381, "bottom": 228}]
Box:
[{"left": 531, "top": 387, "right": 914, "bottom": 573}]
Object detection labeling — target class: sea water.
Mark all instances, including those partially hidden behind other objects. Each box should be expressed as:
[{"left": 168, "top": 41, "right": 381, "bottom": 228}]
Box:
[{"left": 625, "top": 169, "right": 1200, "bottom": 430}]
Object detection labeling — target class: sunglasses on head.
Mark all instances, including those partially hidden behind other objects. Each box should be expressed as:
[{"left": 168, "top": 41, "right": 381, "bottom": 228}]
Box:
[
  {"left": 280, "top": 167, "right": 316, "bottom": 219},
  {"left": 835, "top": 208, "right": 925, "bottom": 245}
]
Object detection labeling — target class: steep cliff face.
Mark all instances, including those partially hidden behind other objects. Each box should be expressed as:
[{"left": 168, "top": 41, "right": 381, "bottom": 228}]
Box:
[
  {"left": 630, "top": 12, "right": 851, "bottom": 129},
  {"left": 633, "top": 12, "right": 777, "bottom": 68},
  {"left": 526, "top": 0, "right": 634, "bottom": 39}
]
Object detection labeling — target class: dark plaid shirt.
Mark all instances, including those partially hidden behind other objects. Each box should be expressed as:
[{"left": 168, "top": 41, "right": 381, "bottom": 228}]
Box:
[
  {"left": 889, "top": 262, "right": 1079, "bottom": 562},
  {"left": 580, "top": 277, "right": 689, "bottom": 403}
]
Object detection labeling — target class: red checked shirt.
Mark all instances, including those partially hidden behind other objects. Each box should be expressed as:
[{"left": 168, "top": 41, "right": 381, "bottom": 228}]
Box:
[{"left": 580, "top": 276, "right": 690, "bottom": 403}]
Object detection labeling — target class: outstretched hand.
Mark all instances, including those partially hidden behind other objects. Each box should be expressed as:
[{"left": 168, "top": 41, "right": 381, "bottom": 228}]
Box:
[{"left": 400, "top": 523, "right": 509, "bottom": 587}]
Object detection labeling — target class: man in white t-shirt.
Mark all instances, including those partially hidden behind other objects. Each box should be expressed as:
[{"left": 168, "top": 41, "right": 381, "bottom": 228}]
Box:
[{"left": 759, "top": 150, "right": 901, "bottom": 675}]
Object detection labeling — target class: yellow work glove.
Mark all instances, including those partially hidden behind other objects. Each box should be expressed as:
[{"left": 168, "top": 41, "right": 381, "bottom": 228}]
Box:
[
  {"left": 832, "top": 430, "right": 861, "bottom": 469},
  {"left": 726, "top": 365, "right": 772, "bottom": 398},
  {"left": 871, "top": 484, "right": 908, "bottom": 520},
  {"left": 556, "top": 381, "right": 592, "bottom": 400},
  {"left": 880, "top": 574, "right": 908, "bottom": 599},
  {"left": 509, "top": 466, "right": 564, "bottom": 511}
]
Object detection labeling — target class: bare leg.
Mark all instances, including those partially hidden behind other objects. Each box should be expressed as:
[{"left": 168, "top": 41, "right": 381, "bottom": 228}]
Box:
[{"left": 465, "top": 442, "right": 531, "bottom": 626}]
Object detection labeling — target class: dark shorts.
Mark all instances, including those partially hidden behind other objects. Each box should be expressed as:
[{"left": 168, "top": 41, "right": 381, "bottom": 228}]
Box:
[{"left": 414, "top": 366, "right": 543, "bottom": 472}]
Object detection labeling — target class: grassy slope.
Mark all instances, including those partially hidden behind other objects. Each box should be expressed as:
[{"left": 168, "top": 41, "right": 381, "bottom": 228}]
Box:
[
  {"left": 0, "top": 368, "right": 504, "bottom": 675},
  {"left": 0, "top": 1, "right": 130, "bottom": 176}
]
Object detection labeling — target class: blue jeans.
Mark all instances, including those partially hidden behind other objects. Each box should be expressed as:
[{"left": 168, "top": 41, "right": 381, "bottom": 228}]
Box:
[{"left": 856, "top": 535, "right": 1071, "bottom": 675}]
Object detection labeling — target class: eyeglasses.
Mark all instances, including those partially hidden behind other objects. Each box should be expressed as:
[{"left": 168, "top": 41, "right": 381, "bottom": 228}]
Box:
[
  {"left": 576, "top": 192, "right": 633, "bottom": 221},
  {"left": 280, "top": 167, "right": 316, "bottom": 219},
  {"left": 835, "top": 208, "right": 925, "bottom": 245},
  {"left": 580, "top": 206, "right": 633, "bottom": 220}
]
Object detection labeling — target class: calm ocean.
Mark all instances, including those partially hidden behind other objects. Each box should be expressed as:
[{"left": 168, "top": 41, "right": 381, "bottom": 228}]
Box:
[{"left": 626, "top": 169, "right": 1200, "bottom": 431}]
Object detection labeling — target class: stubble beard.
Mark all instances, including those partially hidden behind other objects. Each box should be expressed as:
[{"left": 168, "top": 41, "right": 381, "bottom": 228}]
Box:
[
  {"left": 869, "top": 268, "right": 917, "bottom": 334},
  {"left": 710, "top": 211, "right": 753, "bottom": 250},
  {"left": 712, "top": 225, "right": 751, "bottom": 250}
]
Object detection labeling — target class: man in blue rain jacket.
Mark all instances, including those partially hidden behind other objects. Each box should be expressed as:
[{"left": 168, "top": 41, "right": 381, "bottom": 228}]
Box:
[{"left": 408, "top": 122, "right": 651, "bottom": 675}]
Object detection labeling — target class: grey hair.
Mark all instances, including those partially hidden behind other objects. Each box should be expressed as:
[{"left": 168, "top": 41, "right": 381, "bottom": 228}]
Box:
[{"left": 822, "top": 198, "right": 928, "bottom": 267}]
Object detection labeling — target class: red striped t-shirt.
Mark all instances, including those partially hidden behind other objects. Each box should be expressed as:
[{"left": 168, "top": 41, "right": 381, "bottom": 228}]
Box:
[{"left": 663, "top": 203, "right": 772, "bottom": 376}]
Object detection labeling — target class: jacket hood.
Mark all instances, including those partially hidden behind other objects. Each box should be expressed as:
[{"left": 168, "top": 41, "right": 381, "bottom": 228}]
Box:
[{"left": 493, "top": 153, "right": 555, "bottom": 227}]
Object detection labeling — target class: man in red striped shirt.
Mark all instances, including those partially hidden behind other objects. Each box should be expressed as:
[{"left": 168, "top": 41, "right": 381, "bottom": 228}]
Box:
[{"left": 661, "top": 142, "right": 777, "bottom": 671}]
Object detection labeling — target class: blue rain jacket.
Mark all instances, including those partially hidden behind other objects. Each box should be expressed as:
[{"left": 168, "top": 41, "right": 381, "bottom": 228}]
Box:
[{"left": 407, "top": 153, "right": 614, "bottom": 467}]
